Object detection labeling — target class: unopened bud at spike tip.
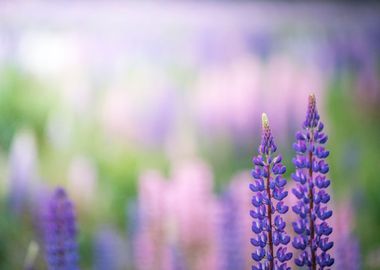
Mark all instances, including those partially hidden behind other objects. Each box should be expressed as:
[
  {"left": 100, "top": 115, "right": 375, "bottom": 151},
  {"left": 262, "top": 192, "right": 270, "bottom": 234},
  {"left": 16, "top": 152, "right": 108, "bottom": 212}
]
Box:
[
  {"left": 304, "top": 93, "right": 320, "bottom": 129},
  {"left": 309, "top": 93, "right": 316, "bottom": 104},
  {"left": 261, "top": 113, "right": 269, "bottom": 130}
]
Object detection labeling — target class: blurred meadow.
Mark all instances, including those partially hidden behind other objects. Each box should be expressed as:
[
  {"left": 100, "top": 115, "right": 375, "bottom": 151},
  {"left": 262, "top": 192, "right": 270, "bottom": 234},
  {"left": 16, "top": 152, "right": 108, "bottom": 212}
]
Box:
[{"left": 0, "top": 2, "right": 380, "bottom": 270}]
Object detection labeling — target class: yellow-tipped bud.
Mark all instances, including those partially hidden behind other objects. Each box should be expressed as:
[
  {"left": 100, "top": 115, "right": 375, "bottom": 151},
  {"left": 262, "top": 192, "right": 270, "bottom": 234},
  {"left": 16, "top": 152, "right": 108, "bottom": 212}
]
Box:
[
  {"left": 262, "top": 113, "right": 269, "bottom": 130},
  {"left": 309, "top": 93, "right": 316, "bottom": 107},
  {"left": 261, "top": 113, "right": 269, "bottom": 130}
]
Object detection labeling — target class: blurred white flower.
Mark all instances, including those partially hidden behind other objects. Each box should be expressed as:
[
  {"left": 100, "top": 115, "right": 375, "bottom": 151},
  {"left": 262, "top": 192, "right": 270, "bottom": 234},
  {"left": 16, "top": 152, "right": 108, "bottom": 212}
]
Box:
[
  {"left": 67, "top": 155, "right": 97, "bottom": 206},
  {"left": 7, "top": 130, "right": 38, "bottom": 213}
]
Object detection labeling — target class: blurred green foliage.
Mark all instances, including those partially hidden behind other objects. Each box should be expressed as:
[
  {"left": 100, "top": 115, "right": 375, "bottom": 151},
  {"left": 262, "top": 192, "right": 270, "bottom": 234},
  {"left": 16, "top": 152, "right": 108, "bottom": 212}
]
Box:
[
  {"left": 327, "top": 75, "right": 380, "bottom": 269},
  {"left": 0, "top": 67, "right": 52, "bottom": 152}
]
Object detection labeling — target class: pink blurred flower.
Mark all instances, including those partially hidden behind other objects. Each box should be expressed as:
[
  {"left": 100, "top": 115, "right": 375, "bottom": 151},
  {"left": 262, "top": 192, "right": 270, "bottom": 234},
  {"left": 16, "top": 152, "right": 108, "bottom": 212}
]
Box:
[
  {"left": 170, "top": 160, "right": 217, "bottom": 270},
  {"left": 67, "top": 155, "right": 97, "bottom": 207},
  {"left": 134, "top": 160, "right": 218, "bottom": 270},
  {"left": 332, "top": 199, "right": 361, "bottom": 270},
  {"left": 134, "top": 170, "right": 168, "bottom": 270}
]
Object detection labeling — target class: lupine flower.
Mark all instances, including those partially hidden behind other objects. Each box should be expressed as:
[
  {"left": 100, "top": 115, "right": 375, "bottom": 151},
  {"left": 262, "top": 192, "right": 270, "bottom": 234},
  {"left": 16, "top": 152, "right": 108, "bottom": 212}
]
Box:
[
  {"left": 291, "top": 94, "right": 334, "bottom": 269},
  {"left": 163, "top": 245, "right": 187, "bottom": 270},
  {"left": 134, "top": 161, "right": 217, "bottom": 270},
  {"left": 333, "top": 200, "right": 361, "bottom": 270},
  {"left": 250, "top": 113, "right": 292, "bottom": 270},
  {"left": 335, "top": 227, "right": 360, "bottom": 270},
  {"left": 134, "top": 171, "right": 167, "bottom": 270},
  {"left": 41, "top": 187, "right": 79, "bottom": 270},
  {"left": 93, "top": 226, "right": 128, "bottom": 270},
  {"left": 218, "top": 189, "right": 244, "bottom": 270},
  {"left": 229, "top": 172, "right": 254, "bottom": 269},
  {"left": 171, "top": 161, "right": 218, "bottom": 270}
]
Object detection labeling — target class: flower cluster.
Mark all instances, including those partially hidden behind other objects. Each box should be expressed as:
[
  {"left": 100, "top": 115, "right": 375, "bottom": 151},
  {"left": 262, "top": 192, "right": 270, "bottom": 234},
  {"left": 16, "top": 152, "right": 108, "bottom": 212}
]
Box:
[
  {"left": 41, "top": 187, "right": 79, "bottom": 270},
  {"left": 291, "top": 94, "right": 334, "bottom": 269},
  {"left": 250, "top": 113, "right": 292, "bottom": 270}
]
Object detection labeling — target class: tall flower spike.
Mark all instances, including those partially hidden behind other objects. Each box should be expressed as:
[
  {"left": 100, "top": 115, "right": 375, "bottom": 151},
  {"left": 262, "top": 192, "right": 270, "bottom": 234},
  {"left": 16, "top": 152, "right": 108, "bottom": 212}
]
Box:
[
  {"left": 42, "top": 187, "right": 79, "bottom": 270},
  {"left": 250, "top": 113, "right": 292, "bottom": 270},
  {"left": 291, "top": 94, "right": 334, "bottom": 269}
]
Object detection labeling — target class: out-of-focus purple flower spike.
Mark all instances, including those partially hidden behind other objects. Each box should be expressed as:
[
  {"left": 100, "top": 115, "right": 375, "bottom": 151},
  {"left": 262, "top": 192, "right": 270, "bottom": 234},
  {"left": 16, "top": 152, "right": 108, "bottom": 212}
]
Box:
[
  {"left": 41, "top": 187, "right": 79, "bottom": 270},
  {"left": 292, "top": 94, "right": 334, "bottom": 270},
  {"left": 93, "top": 226, "right": 128, "bottom": 270},
  {"left": 250, "top": 113, "right": 292, "bottom": 270},
  {"left": 218, "top": 189, "right": 244, "bottom": 270},
  {"left": 334, "top": 200, "right": 361, "bottom": 270}
]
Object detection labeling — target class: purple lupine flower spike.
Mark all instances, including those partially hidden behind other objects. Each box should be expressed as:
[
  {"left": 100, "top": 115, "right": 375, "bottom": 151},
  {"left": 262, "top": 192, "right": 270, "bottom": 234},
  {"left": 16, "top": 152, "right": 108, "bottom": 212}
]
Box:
[
  {"left": 291, "top": 94, "right": 334, "bottom": 270},
  {"left": 250, "top": 113, "right": 292, "bottom": 270},
  {"left": 42, "top": 187, "right": 79, "bottom": 270}
]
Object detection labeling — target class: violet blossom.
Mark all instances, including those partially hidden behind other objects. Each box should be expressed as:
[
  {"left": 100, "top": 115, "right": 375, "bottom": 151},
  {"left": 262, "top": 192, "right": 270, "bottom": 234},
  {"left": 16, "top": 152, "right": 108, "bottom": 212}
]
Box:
[
  {"left": 291, "top": 94, "right": 334, "bottom": 269},
  {"left": 41, "top": 187, "right": 79, "bottom": 270},
  {"left": 250, "top": 113, "right": 292, "bottom": 270}
]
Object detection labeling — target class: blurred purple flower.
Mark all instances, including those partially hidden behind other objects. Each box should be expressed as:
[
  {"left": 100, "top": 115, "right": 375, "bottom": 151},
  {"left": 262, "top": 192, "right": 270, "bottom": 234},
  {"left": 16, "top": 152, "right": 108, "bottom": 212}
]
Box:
[
  {"left": 163, "top": 245, "right": 187, "bottom": 270},
  {"left": 228, "top": 172, "right": 253, "bottom": 269},
  {"left": 93, "top": 226, "right": 128, "bottom": 270},
  {"left": 217, "top": 189, "right": 244, "bottom": 270},
  {"left": 126, "top": 200, "right": 140, "bottom": 269},
  {"left": 41, "top": 187, "right": 79, "bottom": 270},
  {"left": 333, "top": 200, "right": 361, "bottom": 270},
  {"left": 250, "top": 113, "right": 292, "bottom": 270},
  {"left": 291, "top": 94, "right": 334, "bottom": 269}
]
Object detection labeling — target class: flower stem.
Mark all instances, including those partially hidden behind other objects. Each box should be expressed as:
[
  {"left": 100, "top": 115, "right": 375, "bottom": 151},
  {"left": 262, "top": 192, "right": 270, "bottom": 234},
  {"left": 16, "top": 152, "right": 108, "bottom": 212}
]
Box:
[
  {"left": 308, "top": 149, "right": 317, "bottom": 270},
  {"left": 265, "top": 164, "right": 274, "bottom": 270}
]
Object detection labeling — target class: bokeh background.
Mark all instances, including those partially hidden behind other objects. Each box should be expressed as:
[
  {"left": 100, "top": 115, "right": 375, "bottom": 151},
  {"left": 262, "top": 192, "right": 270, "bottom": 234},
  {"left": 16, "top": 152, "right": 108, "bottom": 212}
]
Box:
[{"left": 0, "top": 2, "right": 380, "bottom": 270}]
